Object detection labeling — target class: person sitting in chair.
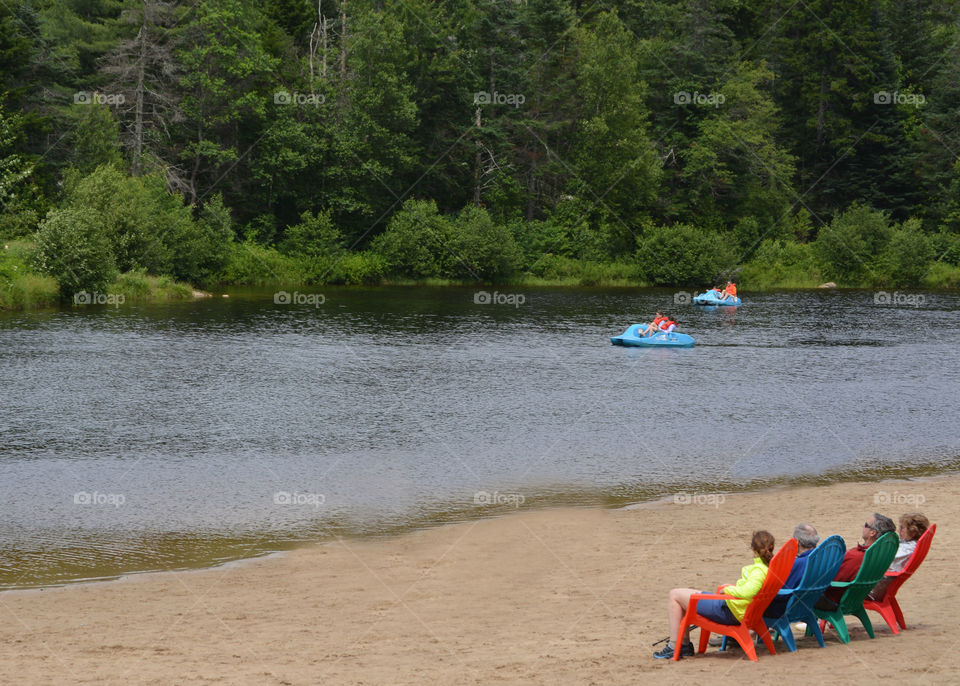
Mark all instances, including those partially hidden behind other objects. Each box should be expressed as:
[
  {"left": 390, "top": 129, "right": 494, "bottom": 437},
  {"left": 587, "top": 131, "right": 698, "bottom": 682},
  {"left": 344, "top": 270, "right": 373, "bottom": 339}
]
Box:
[
  {"left": 763, "top": 523, "right": 820, "bottom": 618},
  {"left": 815, "top": 513, "right": 895, "bottom": 610},
  {"left": 868, "top": 512, "right": 929, "bottom": 602},
  {"left": 654, "top": 530, "right": 775, "bottom": 660}
]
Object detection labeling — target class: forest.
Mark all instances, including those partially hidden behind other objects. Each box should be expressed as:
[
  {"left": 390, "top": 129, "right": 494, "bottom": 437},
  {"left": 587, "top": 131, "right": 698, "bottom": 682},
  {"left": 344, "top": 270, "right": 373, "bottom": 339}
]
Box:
[{"left": 3, "top": 0, "right": 960, "bottom": 306}]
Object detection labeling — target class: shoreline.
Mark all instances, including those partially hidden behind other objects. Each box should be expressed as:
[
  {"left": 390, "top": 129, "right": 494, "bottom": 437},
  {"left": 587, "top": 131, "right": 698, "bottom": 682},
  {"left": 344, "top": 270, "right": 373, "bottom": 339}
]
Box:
[
  {"left": 5, "top": 280, "right": 960, "bottom": 313},
  {"left": 0, "top": 474, "right": 953, "bottom": 684},
  {"left": 5, "top": 464, "right": 957, "bottom": 594},
  {"left": 4, "top": 464, "right": 957, "bottom": 593}
]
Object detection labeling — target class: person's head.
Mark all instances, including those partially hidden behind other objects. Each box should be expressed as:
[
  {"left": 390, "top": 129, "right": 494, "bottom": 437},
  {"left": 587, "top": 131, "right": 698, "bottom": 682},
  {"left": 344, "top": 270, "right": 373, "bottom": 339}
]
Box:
[
  {"left": 863, "top": 513, "right": 896, "bottom": 546},
  {"left": 793, "top": 523, "right": 819, "bottom": 551},
  {"left": 727, "top": 280, "right": 736, "bottom": 286},
  {"left": 898, "top": 513, "right": 929, "bottom": 542},
  {"left": 751, "top": 530, "right": 776, "bottom": 565},
  {"left": 656, "top": 310, "right": 664, "bottom": 316}
]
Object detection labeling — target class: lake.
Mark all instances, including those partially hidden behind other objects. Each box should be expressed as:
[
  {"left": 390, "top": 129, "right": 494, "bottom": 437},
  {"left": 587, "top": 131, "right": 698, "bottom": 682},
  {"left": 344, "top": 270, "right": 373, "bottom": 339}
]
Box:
[{"left": 1, "top": 286, "right": 958, "bottom": 588}]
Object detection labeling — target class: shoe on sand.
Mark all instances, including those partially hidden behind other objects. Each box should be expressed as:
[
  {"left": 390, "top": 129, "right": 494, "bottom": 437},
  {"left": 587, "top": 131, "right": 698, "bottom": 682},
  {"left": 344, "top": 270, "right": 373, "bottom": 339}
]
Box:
[{"left": 653, "top": 641, "right": 695, "bottom": 659}]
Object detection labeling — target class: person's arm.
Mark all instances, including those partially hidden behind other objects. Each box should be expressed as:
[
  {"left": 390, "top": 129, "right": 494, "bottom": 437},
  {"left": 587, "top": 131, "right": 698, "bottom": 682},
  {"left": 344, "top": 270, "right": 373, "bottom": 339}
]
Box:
[
  {"left": 723, "top": 564, "right": 766, "bottom": 599},
  {"left": 833, "top": 549, "right": 862, "bottom": 583}
]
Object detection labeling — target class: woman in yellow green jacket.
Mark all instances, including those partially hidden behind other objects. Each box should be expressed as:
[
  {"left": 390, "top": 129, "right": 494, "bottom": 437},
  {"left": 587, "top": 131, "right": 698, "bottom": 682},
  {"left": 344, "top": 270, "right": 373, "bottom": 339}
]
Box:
[{"left": 653, "top": 530, "right": 775, "bottom": 659}]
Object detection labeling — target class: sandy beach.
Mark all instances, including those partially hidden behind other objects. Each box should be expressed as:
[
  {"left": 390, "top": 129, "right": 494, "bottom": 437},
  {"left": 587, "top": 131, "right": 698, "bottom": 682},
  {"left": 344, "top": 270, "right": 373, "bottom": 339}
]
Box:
[{"left": 0, "top": 475, "right": 955, "bottom": 685}]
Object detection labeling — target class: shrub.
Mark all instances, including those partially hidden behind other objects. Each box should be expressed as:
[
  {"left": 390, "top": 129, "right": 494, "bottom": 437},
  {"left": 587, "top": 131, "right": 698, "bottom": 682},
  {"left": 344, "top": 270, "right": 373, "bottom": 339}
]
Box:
[
  {"left": 635, "top": 223, "right": 735, "bottom": 285},
  {"left": 878, "top": 218, "right": 934, "bottom": 287},
  {"left": 447, "top": 205, "right": 519, "bottom": 281},
  {"left": 214, "top": 241, "right": 304, "bottom": 286},
  {"left": 370, "top": 199, "right": 456, "bottom": 279},
  {"left": 814, "top": 203, "right": 892, "bottom": 284},
  {"left": 330, "top": 251, "right": 387, "bottom": 285},
  {"left": 167, "top": 190, "right": 234, "bottom": 285},
  {"left": 62, "top": 165, "right": 174, "bottom": 274},
  {"left": 739, "top": 239, "right": 821, "bottom": 288},
  {"left": 33, "top": 206, "right": 117, "bottom": 295},
  {"left": 280, "top": 209, "right": 343, "bottom": 259}
]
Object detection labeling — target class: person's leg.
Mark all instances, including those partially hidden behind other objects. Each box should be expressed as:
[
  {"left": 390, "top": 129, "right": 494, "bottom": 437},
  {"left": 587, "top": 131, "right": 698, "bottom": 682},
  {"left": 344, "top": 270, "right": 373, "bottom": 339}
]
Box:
[{"left": 667, "top": 588, "right": 700, "bottom": 644}]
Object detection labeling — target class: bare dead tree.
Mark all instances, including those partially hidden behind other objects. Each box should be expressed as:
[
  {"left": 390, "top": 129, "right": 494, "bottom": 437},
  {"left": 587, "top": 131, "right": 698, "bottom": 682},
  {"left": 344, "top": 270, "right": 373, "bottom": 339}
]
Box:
[{"left": 102, "top": 0, "right": 182, "bottom": 181}]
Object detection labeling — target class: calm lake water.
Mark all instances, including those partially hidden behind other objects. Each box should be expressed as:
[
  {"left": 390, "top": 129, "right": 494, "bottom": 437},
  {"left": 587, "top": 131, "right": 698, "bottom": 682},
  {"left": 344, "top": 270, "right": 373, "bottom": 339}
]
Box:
[{"left": 2, "top": 287, "right": 959, "bottom": 588}]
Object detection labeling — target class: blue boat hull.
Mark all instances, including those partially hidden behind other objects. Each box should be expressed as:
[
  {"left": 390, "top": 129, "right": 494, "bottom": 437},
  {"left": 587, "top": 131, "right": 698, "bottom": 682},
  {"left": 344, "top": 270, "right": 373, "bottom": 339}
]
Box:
[
  {"left": 610, "top": 324, "right": 695, "bottom": 347},
  {"left": 692, "top": 292, "right": 741, "bottom": 306}
]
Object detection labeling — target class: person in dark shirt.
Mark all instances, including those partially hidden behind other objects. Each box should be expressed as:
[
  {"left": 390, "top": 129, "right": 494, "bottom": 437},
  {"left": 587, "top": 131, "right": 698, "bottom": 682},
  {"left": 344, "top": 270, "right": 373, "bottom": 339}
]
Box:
[
  {"left": 816, "top": 513, "right": 895, "bottom": 610},
  {"left": 764, "top": 523, "right": 820, "bottom": 618}
]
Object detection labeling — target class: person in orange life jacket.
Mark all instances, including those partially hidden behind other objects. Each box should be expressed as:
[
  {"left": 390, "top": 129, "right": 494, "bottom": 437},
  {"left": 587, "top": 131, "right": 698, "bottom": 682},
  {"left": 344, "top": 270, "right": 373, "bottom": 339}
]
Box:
[
  {"left": 658, "top": 314, "right": 678, "bottom": 333},
  {"left": 717, "top": 281, "right": 738, "bottom": 301},
  {"left": 654, "top": 530, "right": 776, "bottom": 660},
  {"left": 638, "top": 311, "right": 666, "bottom": 336},
  {"left": 815, "top": 513, "right": 895, "bottom": 610}
]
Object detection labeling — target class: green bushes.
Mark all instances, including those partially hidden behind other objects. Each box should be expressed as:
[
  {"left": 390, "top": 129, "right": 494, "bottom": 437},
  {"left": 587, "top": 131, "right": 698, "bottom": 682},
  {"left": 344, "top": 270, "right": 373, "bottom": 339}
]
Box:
[
  {"left": 0, "top": 241, "right": 58, "bottom": 309},
  {"left": 813, "top": 203, "right": 892, "bottom": 284},
  {"left": 32, "top": 165, "right": 234, "bottom": 291},
  {"left": 879, "top": 219, "right": 934, "bottom": 286},
  {"left": 33, "top": 206, "right": 117, "bottom": 295},
  {"left": 635, "top": 223, "right": 735, "bottom": 285},
  {"left": 215, "top": 241, "right": 306, "bottom": 286},
  {"left": 370, "top": 199, "right": 520, "bottom": 282},
  {"left": 738, "top": 239, "right": 821, "bottom": 288}
]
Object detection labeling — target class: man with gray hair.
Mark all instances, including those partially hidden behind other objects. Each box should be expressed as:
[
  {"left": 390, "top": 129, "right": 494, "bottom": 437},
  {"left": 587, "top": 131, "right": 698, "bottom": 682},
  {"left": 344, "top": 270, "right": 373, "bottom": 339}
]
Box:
[
  {"left": 763, "top": 523, "right": 820, "bottom": 618},
  {"left": 817, "top": 513, "right": 895, "bottom": 609}
]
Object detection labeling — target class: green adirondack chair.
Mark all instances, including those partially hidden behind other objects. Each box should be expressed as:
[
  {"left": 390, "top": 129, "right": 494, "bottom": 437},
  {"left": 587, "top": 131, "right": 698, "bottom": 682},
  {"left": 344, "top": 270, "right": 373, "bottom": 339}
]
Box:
[{"left": 813, "top": 531, "right": 899, "bottom": 643}]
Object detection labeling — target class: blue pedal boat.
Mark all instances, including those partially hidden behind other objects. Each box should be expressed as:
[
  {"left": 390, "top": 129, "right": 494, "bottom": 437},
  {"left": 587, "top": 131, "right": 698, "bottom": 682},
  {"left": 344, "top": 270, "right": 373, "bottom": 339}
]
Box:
[
  {"left": 692, "top": 291, "right": 742, "bottom": 306},
  {"left": 610, "top": 324, "right": 695, "bottom": 347}
]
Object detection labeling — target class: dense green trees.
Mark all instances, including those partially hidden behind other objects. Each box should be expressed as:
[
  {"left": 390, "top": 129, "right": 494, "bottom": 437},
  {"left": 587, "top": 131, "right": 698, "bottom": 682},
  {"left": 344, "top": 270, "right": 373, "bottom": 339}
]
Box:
[{"left": 2, "top": 0, "right": 960, "bottom": 299}]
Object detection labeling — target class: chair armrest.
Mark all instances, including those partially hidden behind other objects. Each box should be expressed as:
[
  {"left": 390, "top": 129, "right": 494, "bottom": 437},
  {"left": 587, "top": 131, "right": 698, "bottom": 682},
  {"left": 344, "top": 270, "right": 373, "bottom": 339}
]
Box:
[
  {"left": 689, "top": 592, "right": 737, "bottom": 614},
  {"left": 829, "top": 580, "right": 852, "bottom": 588},
  {"left": 776, "top": 587, "right": 796, "bottom": 596},
  {"left": 716, "top": 584, "right": 733, "bottom": 592},
  {"left": 884, "top": 569, "right": 905, "bottom": 579}
]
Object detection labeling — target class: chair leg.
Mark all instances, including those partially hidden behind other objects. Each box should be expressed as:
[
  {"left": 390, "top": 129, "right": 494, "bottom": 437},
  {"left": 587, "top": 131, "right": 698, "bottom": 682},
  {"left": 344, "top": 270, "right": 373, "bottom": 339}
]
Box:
[
  {"left": 697, "top": 629, "right": 711, "bottom": 655},
  {"left": 779, "top": 620, "right": 798, "bottom": 652},
  {"left": 873, "top": 603, "right": 900, "bottom": 635},
  {"left": 832, "top": 615, "right": 851, "bottom": 644},
  {"left": 891, "top": 598, "right": 906, "bottom": 631},
  {"left": 853, "top": 607, "right": 875, "bottom": 638},
  {"left": 757, "top": 625, "right": 778, "bottom": 656},
  {"left": 736, "top": 632, "right": 759, "bottom": 662},
  {"left": 807, "top": 617, "right": 827, "bottom": 648}
]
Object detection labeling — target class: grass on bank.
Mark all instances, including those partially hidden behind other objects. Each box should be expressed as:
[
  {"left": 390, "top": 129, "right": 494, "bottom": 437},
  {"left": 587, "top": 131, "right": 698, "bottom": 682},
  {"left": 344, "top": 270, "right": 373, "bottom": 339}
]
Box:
[{"left": 1, "top": 241, "right": 195, "bottom": 310}]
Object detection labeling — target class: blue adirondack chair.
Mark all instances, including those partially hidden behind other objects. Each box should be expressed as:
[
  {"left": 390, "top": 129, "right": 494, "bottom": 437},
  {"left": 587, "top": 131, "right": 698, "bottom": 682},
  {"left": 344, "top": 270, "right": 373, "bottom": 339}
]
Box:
[{"left": 763, "top": 535, "right": 846, "bottom": 651}]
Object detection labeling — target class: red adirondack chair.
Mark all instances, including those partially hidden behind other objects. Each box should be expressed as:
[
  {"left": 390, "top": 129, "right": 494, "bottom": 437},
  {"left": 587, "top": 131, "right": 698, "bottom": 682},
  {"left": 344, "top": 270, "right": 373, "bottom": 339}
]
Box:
[
  {"left": 864, "top": 523, "right": 936, "bottom": 634},
  {"left": 674, "top": 538, "right": 798, "bottom": 661}
]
